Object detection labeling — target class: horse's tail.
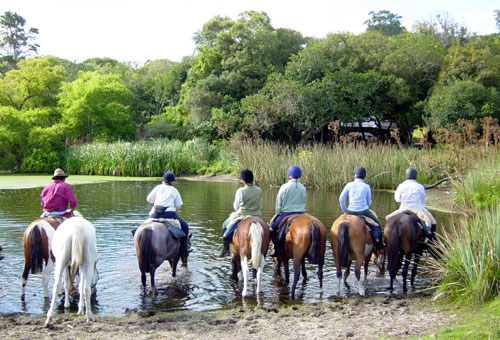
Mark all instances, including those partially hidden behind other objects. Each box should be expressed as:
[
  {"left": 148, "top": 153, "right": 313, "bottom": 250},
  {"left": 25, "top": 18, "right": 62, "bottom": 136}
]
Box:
[
  {"left": 337, "top": 222, "right": 350, "bottom": 268},
  {"left": 307, "top": 221, "right": 322, "bottom": 265},
  {"left": 249, "top": 220, "right": 264, "bottom": 269},
  {"left": 387, "top": 219, "right": 401, "bottom": 273},
  {"left": 27, "top": 224, "right": 44, "bottom": 274},
  {"left": 137, "top": 228, "right": 155, "bottom": 273},
  {"left": 70, "top": 222, "right": 85, "bottom": 287}
]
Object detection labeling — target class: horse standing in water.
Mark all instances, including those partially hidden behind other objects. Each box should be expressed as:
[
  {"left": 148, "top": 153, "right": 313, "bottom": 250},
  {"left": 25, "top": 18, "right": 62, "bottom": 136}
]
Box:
[
  {"left": 134, "top": 219, "right": 190, "bottom": 295},
  {"left": 384, "top": 211, "right": 429, "bottom": 292},
  {"left": 330, "top": 214, "right": 385, "bottom": 296},
  {"left": 45, "top": 216, "right": 99, "bottom": 327},
  {"left": 273, "top": 213, "right": 326, "bottom": 299},
  {"left": 228, "top": 216, "right": 270, "bottom": 297},
  {"left": 21, "top": 212, "right": 76, "bottom": 301}
]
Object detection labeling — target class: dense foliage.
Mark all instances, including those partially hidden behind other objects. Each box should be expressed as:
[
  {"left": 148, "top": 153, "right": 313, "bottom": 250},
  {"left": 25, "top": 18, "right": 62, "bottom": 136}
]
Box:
[{"left": 0, "top": 10, "right": 499, "bottom": 172}]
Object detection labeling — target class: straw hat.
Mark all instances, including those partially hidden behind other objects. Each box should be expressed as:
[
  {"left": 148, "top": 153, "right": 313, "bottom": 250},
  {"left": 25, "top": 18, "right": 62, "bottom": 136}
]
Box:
[{"left": 52, "top": 168, "right": 69, "bottom": 180}]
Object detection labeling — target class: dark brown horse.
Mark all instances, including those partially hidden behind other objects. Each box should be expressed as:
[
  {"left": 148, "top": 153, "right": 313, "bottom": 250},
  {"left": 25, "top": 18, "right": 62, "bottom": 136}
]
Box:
[
  {"left": 134, "top": 219, "right": 190, "bottom": 295},
  {"left": 21, "top": 217, "right": 63, "bottom": 300},
  {"left": 330, "top": 214, "right": 385, "bottom": 296},
  {"left": 273, "top": 213, "right": 326, "bottom": 299},
  {"left": 384, "top": 211, "right": 428, "bottom": 292},
  {"left": 229, "top": 216, "right": 270, "bottom": 297}
]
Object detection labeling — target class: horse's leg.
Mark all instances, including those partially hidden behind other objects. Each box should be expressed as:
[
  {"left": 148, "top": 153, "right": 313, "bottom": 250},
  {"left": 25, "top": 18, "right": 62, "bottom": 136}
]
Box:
[
  {"left": 290, "top": 257, "right": 301, "bottom": 299},
  {"left": 343, "top": 259, "right": 352, "bottom": 289},
  {"left": 21, "top": 261, "right": 30, "bottom": 301},
  {"left": 78, "top": 269, "right": 85, "bottom": 314},
  {"left": 354, "top": 255, "right": 365, "bottom": 296},
  {"left": 150, "top": 264, "right": 157, "bottom": 296},
  {"left": 283, "top": 259, "right": 290, "bottom": 285},
  {"left": 317, "top": 255, "right": 324, "bottom": 290},
  {"left": 230, "top": 256, "right": 239, "bottom": 281},
  {"left": 42, "top": 259, "right": 54, "bottom": 298},
  {"left": 63, "top": 265, "right": 71, "bottom": 308},
  {"left": 402, "top": 253, "right": 411, "bottom": 293},
  {"left": 301, "top": 257, "right": 308, "bottom": 283},
  {"left": 256, "top": 254, "right": 265, "bottom": 294},
  {"left": 241, "top": 255, "right": 249, "bottom": 297},
  {"left": 410, "top": 251, "right": 424, "bottom": 287},
  {"left": 140, "top": 270, "right": 147, "bottom": 288},
  {"left": 80, "top": 262, "right": 94, "bottom": 322},
  {"left": 45, "top": 262, "right": 64, "bottom": 327}
]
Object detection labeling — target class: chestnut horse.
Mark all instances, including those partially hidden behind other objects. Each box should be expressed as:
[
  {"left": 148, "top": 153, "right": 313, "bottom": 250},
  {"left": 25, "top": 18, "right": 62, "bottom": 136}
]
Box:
[
  {"left": 134, "top": 219, "right": 190, "bottom": 295},
  {"left": 229, "top": 216, "right": 270, "bottom": 297},
  {"left": 21, "top": 212, "right": 76, "bottom": 301},
  {"left": 273, "top": 213, "right": 326, "bottom": 299},
  {"left": 330, "top": 214, "right": 385, "bottom": 296},
  {"left": 384, "top": 211, "right": 427, "bottom": 292}
]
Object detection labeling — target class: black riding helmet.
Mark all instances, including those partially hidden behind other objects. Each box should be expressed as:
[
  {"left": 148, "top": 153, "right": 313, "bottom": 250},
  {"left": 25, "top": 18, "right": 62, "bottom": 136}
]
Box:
[
  {"left": 239, "top": 169, "right": 254, "bottom": 183},
  {"left": 406, "top": 167, "right": 418, "bottom": 180},
  {"left": 353, "top": 166, "right": 366, "bottom": 179}
]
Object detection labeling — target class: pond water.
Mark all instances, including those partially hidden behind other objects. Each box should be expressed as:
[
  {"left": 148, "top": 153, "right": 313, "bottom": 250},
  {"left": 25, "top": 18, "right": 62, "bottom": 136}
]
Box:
[{"left": 0, "top": 178, "right": 449, "bottom": 316}]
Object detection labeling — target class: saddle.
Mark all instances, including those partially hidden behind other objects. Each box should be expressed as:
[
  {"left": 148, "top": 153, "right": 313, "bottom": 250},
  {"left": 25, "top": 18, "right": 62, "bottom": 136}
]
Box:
[
  {"left": 276, "top": 213, "right": 302, "bottom": 242},
  {"left": 147, "top": 218, "right": 186, "bottom": 239}
]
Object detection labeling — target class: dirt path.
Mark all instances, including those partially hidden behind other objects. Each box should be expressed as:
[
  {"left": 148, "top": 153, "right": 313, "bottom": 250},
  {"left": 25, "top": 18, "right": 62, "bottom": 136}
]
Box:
[{"left": 0, "top": 294, "right": 454, "bottom": 340}]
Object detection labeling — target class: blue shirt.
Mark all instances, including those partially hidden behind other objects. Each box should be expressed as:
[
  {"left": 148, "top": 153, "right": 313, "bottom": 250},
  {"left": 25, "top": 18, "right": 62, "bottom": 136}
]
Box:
[{"left": 339, "top": 178, "right": 372, "bottom": 212}]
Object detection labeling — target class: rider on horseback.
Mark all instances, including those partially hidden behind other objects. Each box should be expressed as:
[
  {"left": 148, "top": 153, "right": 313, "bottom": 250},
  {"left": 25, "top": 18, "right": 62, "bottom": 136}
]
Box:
[
  {"left": 146, "top": 171, "right": 192, "bottom": 257},
  {"left": 269, "top": 165, "right": 306, "bottom": 258},
  {"left": 393, "top": 167, "right": 436, "bottom": 241},
  {"left": 40, "top": 168, "right": 77, "bottom": 218},
  {"left": 219, "top": 169, "right": 263, "bottom": 257},
  {"left": 339, "top": 166, "right": 384, "bottom": 250}
]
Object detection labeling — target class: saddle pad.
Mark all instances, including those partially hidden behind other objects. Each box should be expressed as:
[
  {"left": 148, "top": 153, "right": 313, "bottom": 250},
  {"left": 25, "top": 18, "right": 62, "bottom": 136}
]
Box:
[{"left": 385, "top": 208, "right": 431, "bottom": 227}]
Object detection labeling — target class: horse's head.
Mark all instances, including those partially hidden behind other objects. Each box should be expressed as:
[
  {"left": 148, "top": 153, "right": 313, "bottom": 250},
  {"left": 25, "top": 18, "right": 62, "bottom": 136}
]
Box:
[{"left": 372, "top": 247, "right": 386, "bottom": 275}]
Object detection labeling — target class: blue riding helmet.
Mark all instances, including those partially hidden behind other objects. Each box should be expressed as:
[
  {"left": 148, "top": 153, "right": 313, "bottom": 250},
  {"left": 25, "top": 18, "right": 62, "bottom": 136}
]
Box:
[
  {"left": 353, "top": 166, "right": 366, "bottom": 179},
  {"left": 287, "top": 165, "right": 302, "bottom": 179},
  {"left": 163, "top": 171, "right": 176, "bottom": 183}
]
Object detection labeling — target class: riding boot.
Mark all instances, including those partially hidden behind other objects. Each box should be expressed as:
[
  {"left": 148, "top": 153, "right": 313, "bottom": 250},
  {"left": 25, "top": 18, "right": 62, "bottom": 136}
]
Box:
[
  {"left": 219, "top": 237, "right": 230, "bottom": 257},
  {"left": 270, "top": 242, "right": 281, "bottom": 258},
  {"left": 369, "top": 225, "right": 385, "bottom": 250}
]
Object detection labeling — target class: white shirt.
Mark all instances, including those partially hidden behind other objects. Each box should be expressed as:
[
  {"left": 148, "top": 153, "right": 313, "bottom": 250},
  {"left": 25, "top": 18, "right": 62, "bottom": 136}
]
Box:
[
  {"left": 394, "top": 179, "right": 425, "bottom": 211},
  {"left": 147, "top": 183, "right": 183, "bottom": 215}
]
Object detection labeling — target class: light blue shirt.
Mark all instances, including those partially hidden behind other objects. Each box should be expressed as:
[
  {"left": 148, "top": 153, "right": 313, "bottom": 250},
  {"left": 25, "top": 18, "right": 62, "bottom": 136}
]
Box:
[
  {"left": 275, "top": 179, "right": 306, "bottom": 214},
  {"left": 339, "top": 178, "right": 372, "bottom": 212}
]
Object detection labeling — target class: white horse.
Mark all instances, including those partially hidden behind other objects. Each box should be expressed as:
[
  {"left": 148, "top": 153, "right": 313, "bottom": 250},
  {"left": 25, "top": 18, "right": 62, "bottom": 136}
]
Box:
[
  {"left": 45, "top": 216, "right": 99, "bottom": 327},
  {"left": 21, "top": 210, "right": 82, "bottom": 301}
]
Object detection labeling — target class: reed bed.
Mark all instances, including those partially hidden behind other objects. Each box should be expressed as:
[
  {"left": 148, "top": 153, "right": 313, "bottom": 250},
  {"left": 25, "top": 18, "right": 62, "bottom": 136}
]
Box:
[
  {"left": 229, "top": 139, "right": 467, "bottom": 189},
  {"left": 65, "top": 138, "right": 232, "bottom": 177},
  {"left": 426, "top": 207, "right": 500, "bottom": 304}
]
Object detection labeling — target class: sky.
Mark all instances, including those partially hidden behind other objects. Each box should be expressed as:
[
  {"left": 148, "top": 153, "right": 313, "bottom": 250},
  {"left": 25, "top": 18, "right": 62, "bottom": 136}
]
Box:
[{"left": 1, "top": 0, "right": 498, "bottom": 64}]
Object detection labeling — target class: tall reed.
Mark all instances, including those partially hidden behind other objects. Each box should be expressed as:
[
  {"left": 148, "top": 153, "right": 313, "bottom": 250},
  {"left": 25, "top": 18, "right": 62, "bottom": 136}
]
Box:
[
  {"left": 65, "top": 138, "right": 234, "bottom": 176},
  {"left": 427, "top": 208, "right": 500, "bottom": 304}
]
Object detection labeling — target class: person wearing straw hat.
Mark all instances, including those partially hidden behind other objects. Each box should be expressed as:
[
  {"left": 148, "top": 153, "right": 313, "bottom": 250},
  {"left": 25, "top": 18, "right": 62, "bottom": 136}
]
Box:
[{"left": 40, "top": 168, "right": 77, "bottom": 217}]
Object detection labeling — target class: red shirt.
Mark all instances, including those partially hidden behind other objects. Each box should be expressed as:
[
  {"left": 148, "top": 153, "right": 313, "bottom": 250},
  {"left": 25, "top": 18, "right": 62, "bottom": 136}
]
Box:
[{"left": 40, "top": 180, "right": 77, "bottom": 212}]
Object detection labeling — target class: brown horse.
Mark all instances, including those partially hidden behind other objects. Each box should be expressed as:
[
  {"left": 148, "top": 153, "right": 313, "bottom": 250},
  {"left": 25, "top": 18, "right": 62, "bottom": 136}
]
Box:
[
  {"left": 273, "top": 213, "right": 326, "bottom": 299},
  {"left": 21, "top": 217, "right": 62, "bottom": 301},
  {"left": 229, "top": 216, "right": 270, "bottom": 297},
  {"left": 330, "top": 214, "right": 385, "bottom": 296},
  {"left": 384, "top": 211, "right": 427, "bottom": 292}
]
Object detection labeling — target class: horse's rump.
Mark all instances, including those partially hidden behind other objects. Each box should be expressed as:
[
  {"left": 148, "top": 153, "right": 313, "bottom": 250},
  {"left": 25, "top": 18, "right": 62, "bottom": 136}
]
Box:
[
  {"left": 385, "top": 212, "right": 421, "bottom": 272},
  {"left": 248, "top": 219, "right": 264, "bottom": 268},
  {"left": 136, "top": 227, "right": 155, "bottom": 273}
]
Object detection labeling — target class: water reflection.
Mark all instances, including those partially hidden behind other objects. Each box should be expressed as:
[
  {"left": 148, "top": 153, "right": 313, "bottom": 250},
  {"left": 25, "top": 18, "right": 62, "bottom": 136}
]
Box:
[{"left": 0, "top": 178, "right": 449, "bottom": 316}]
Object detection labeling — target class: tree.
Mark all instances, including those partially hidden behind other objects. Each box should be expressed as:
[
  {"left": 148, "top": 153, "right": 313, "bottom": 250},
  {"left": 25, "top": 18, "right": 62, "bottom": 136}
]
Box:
[
  {"left": 0, "top": 11, "right": 39, "bottom": 72},
  {"left": 494, "top": 10, "right": 500, "bottom": 32},
  {"left": 424, "top": 80, "right": 500, "bottom": 130},
  {"left": 364, "top": 10, "right": 405, "bottom": 36},
  {"left": 58, "top": 71, "right": 135, "bottom": 142},
  {"left": 0, "top": 57, "right": 66, "bottom": 113},
  {"left": 413, "top": 13, "right": 471, "bottom": 48}
]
